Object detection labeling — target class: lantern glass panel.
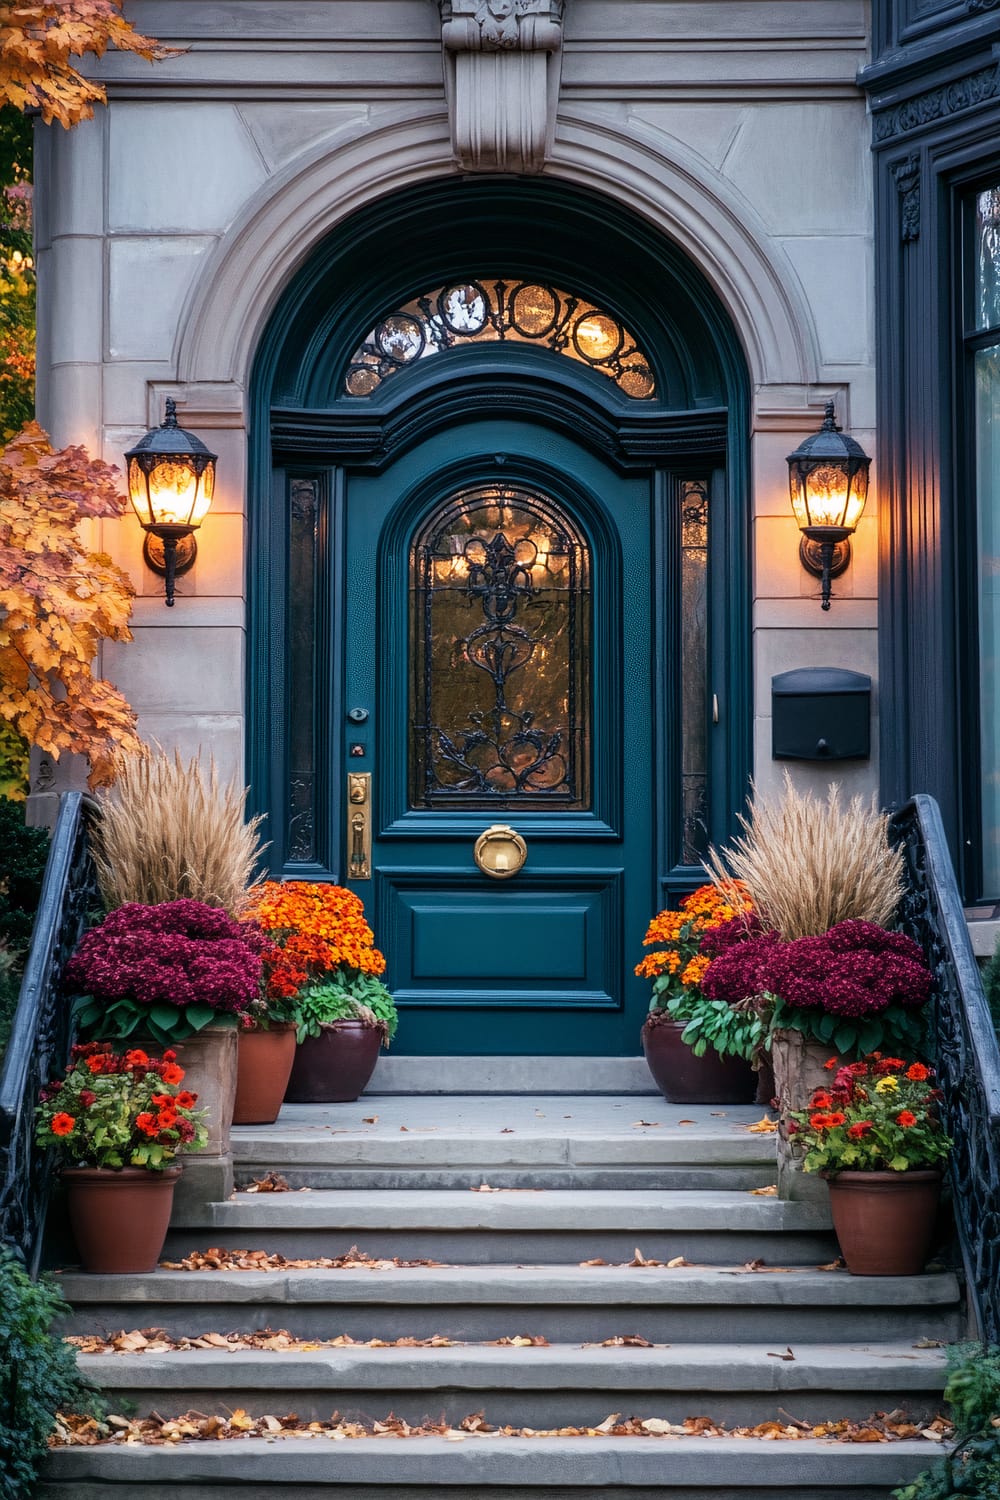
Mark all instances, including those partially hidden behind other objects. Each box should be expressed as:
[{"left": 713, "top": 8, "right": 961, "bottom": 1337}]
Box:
[
  {"left": 127, "top": 458, "right": 150, "bottom": 524},
  {"left": 147, "top": 460, "right": 200, "bottom": 527}
]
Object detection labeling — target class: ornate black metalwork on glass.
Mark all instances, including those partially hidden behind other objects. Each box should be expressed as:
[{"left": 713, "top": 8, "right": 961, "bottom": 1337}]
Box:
[
  {"left": 890, "top": 795, "right": 1000, "bottom": 1342},
  {"left": 0, "top": 793, "right": 99, "bottom": 1272},
  {"left": 410, "top": 484, "right": 591, "bottom": 809},
  {"left": 680, "top": 479, "right": 709, "bottom": 865},
  {"left": 346, "top": 281, "right": 656, "bottom": 400}
]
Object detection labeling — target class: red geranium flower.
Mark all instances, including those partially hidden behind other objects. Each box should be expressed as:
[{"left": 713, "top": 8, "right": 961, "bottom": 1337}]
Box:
[
  {"left": 50, "top": 1112, "right": 75, "bottom": 1136},
  {"left": 160, "top": 1063, "right": 184, "bottom": 1086},
  {"left": 823, "top": 1057, "right": 839, "bottom": 1070},
  {"left": 906, "top": 1063, "right": 931, "bottom": 1082},
  {"left": 847, "top": 1121, "right": 873, "bottom": 1140},
  {"left": 176, "top": 1091, "right": 197, "bottom": 1109},
  {"left": 125, "top": 1049, "right": 150, "bottom": 1069},
  {"left": 135, "top": 1112, "right": 159, "bottom": 1137},
  {"left": 810, "top": 1091, "right": 834, "bottom": 1109},
  {"left": 896, "top": 1110, "right": 917, "bottom": 1128},
  {"left": 78, "top": 1090, "right": 97, "bottom": 1108},
  {"left": 157, "top": 1109, "right": 178, "bottom": 1129}
]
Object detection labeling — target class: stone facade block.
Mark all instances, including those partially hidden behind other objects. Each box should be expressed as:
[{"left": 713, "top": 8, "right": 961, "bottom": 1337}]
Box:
[{"left": 109, "top": 105, "right": 268, "bottom": 233}]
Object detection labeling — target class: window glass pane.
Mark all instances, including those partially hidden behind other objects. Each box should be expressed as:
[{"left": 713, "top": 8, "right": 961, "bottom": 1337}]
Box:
[
  {"left": 409, "top": 484, "right": 591, "bottom": 809},
  {"left": 347, "top": 280, "right": 655, "bottom": 399},
  {"left": 288, "top": 477, "right": 318, "bottom": 862},
  {"left": 679, "top": 480, "right": 709, "bottom": 864},
  {"left": 975, "top": 347, "right": 1000, "bottom": 894},
  {"left": 975, "top": 188, "right": 1000, "bottom": 332}
]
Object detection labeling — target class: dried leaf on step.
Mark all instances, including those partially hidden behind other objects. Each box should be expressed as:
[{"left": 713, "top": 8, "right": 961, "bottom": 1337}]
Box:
[
  {"left": 500, "top": 1127, "right": 515, "bottom": 1133},
  {"left": 750, "top": 1185, "right": 778, "bottom": 1196},
  {"left": 767, "top": 1347, "right": 796, "bottom": 1361},
  {"left": 676, "top": 1120, "right": 696, "bottom": 1126},
  {"left": 630, "top": 1248, "right": 661, "bottom": 1267},
  {"left": 631, "top": 1120, "right": 660, "bottom": 1128},
  {"left": 244, "top": 1173, "right": 291, "bottom": 1194},
  {"left": 745, "top": 1116, "right": 778, "bottom": 1134},
  {"left": 817, "top": 1258, "right": 846, "bottom": 1271},
  {"left": 579, "top": 1257, "right": 607, "bottom": 1266},
  {"left": 912, "top": 1337, "right": 945, "bottom": 1348},
  {"left": 666, "top": 1255, "right": 693, "bottom": 1268},
  {"left": 472, "top": 1184, "right": 500, "bottom": 1193},
  {"left": 597, "top": 1334, "right": 654, "bottom": 1347},
  {"left": 362, "top": 1116, "right": 378, "bottom": 1124}
]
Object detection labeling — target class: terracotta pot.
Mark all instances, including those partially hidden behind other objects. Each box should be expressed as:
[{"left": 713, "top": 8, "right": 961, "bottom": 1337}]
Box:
[
  {"left": 824, "top": 1169, "right": 943, "bottom": 1276},
  {"left": 234, "top": 1023, "right": 297, "bottom": 1125},
  {"left": 62, "top": 1165, "right": 180, "bottom": 1273},
  {"left": 171, "top": 1027, "right": 238, "bottom": 1156},
  {"left": 284, "top": 1020, "right": 383, "bottom": 1103},
  {"left": 641, "top": 1018, "right": 757, "bottom": 1104}
]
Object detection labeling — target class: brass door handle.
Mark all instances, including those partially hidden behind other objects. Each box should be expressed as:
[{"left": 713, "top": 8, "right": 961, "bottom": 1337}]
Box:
[
  {"left": 474, "top": 824, "right": 527, "bottom": 879},
  {"left": 347, "top": 772, "right": 371, "bottom": 880}
]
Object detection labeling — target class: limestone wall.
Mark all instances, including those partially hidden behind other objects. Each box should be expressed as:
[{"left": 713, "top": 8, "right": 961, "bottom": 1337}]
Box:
[{"left": 33, "top": 0, "right": 875, "bottom": 800}]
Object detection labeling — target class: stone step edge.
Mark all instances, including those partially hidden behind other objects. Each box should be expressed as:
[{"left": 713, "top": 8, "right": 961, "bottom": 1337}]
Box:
[
  {"left": 76, "top": 1341, "right": 949, "bottom": 1391},
  {"left": 364, "top": 1058, "right": 660, "bottom": 1094},
  {"left": 56, "top": 1265, "right": 962, "bottom": 1307},
  {"left": 197, "top": 1189, "right": 830, "bottom": 1232},
  {"left": 230, "top": 1138, "right": 777, "bottom": 1168},
  {"left": 41, "top": 1434, "right": 946, "bottom": 1485}
]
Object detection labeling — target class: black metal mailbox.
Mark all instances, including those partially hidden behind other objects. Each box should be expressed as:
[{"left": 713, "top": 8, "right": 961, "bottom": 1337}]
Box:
[{"left": 771, "top": 667, "right": 871, "bottom": 761}]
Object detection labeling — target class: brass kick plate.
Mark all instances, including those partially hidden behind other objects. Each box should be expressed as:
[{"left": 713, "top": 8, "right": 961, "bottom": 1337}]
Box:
[{"left": 347, "top": 772, "right": 371, "bottom": 881}]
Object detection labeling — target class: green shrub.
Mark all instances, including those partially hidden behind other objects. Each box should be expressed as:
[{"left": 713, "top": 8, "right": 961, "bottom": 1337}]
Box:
[
  {"left": 296, "top": 972, "right": 399, "bottom": 1044},
  {"left": 0, "top": 797, "right": 49, "bottom": 949},
  {"left": 0, "top": 938, "right": 20, "bottom": 1057},
  {"left": 0, "top": 1250, "right": 102, "bottom": 1499},
  {"left": 893, "top": 1343, "right": 1000, "bottom": 1500}
]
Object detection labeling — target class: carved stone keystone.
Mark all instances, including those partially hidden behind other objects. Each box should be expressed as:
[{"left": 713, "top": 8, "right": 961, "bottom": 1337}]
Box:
[{"left": 439, "top": 1, "right": 564, "bottom": 173}]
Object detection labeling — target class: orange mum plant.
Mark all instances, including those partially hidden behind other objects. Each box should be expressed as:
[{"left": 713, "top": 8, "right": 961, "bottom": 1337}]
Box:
[
  {"left": 635, "top": 881, "right": 765, "bottom": 1062},
  {"left": 244, "top": 882, "right": 397, "bottom": 1044}
]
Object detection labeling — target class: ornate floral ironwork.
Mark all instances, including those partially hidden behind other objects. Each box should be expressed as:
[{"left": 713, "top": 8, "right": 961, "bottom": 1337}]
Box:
[
  {"left": 680, "top": 479, "right": 709, "bottom": 864},
  {"left": 346, "top": 280, "right": 656, "bottom": 399},
  {"left": 890, "top": 795, "right": 1000, "bottom": 1342},
  {"left": 411, "top": 484, "right": 590, "bottom": 808},
  {"left": 0, "top": 793, "right": 99, "bottom": 1271}
]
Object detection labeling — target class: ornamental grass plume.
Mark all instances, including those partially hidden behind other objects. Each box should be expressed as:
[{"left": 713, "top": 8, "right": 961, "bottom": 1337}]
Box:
[
  {"left": 705, "top": 772, "right": 903, "bottom": 940},
  {"left": 92, "top": 750, "right": 267, "bottom": 917}
]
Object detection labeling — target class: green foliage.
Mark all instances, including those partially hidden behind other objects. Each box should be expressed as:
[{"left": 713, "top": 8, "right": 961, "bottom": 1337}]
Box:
[
  {"left": 769, "top": 993, "right": 926, "bottom": 1060},
  {"left": 0, "top": 795, "right": 48, "bottom": 947},
  {"left": 0, "top": 720, "right": 28, "bottom": 801},
  {"left": 660, "top": 990, "right": 766, "bottom": 1063},
  {"left": 982, "top": 939, "right": 1000, "bottom": 1036},
  {"left": 894, "top": 1344, "right": 1000, "bottom": 1500},
  {"left": 73, "top": 992, "right": 245, "bottom": 1046},
  {"left": 0, "top": 1248, "right": 103, "bottom": 1500},
  {"left": 296, "top": 971, "right": 398, "bottom": 1046},
  {"left": 0, "top": 937, "right": 20, "bottom": 1057}
]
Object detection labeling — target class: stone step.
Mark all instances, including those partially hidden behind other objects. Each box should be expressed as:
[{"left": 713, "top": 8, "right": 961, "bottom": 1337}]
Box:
[
  {"left": 39, "top": 1434, "right": 946, "bottom": 1496},
  {"left": 164, "top": 1188, "right": 836, "bottom": 1264},
  {"left": 362, "top": 1057, "right": 661, "bottom": 1094},
  {"left": 75, "top": 1341, "right": 948, "bottom": 1427},
  {"left": 56, "top": 1265, "right": 963, "bottom": 1344},
  {"left": 231, "top": 1100, "right": 775, "bottom": 1191}
]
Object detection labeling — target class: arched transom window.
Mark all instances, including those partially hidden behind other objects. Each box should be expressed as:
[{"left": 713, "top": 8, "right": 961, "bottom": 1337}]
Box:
[{"left": 345, "top": 280, "right": 656, "bottom": 399}]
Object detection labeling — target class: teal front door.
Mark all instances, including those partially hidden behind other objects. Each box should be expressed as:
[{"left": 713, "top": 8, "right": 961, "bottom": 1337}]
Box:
[{"left": 343, "top": 418, "right": 654, "bottom": 1054}]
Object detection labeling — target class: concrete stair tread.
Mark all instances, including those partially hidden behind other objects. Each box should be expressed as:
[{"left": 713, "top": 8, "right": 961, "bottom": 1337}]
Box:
[
  {"left": 201, "top": 1188, "right": 826, "bottom": 1231},
  {"left": 41, "top": 1434, "right": 948, "bottom": 1486},
  {"left": 77, "top": 1340, "right": 949, "bottom": 1390},
  {"left": 233, "top": 1099, "right": 775, "bottom": 1166},
  {"left": 57, "top": 1264, "right": 961, "bottom": 1305}
]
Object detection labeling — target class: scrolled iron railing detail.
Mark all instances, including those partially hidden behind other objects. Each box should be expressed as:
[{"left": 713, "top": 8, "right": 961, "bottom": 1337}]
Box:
[
  {"left": 0, "top": 793, "right": 99, "bottom": 1271},
  {"left": 889, "top": 795, "right": 1000, "bottom": 1342}
]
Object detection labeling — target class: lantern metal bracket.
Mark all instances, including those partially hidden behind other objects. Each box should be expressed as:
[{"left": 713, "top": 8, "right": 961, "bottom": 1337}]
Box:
[{"left": 798, "top": 526, "right": 852, "bottom": 611}]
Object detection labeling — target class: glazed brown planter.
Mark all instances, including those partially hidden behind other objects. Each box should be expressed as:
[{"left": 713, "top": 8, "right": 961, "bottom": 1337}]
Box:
[
  {"left": 62, "top": 1165, "right": 181, "bottom": 1273},
  {"left": 284, "top": 1020, "right": 383, "bottom": 1103},
  {"left": 641, "top": 1018, "right": 757, "bottom": 1104},
  {"left": 825, "top": 1168, "right": 943, "bottom": 1276},
  {"left": 234, "top": 1023, "right": 297, "bottom": 1124}
]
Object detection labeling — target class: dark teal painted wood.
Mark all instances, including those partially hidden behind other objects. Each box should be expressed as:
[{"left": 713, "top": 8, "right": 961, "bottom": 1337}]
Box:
[{"left": 344, "top": 419, "right": 650, "bottom": 1054}]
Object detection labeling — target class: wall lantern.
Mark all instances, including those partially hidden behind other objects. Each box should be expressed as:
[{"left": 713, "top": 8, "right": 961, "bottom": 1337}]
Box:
[
  {"left": 786, "top": 400, "right": 871, "bottom": 611},
  {"left": 125, "top": 398, "right": 217, "bottom": 607}
]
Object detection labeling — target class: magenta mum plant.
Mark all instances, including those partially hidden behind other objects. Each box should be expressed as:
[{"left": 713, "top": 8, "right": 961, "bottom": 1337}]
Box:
[
  {"left": 66, "top": 899, "right": 265, "bottom": 1045},
  {"left": 700, "top": 918, "right": 933, "bottom": 1057}
]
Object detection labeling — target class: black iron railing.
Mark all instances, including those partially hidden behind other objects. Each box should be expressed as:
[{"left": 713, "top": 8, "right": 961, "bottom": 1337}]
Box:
[
  {"left": 0, "top": 793, "right": 99, "bottom": 1272},
  {"left": 890, "top": 795, "right": 1000, "bottom": 1343}
]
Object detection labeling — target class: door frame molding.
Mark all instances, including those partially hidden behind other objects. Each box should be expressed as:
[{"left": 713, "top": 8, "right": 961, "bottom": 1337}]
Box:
[{"left": 249, "top": 177, "right": 751, "bottom": 892}]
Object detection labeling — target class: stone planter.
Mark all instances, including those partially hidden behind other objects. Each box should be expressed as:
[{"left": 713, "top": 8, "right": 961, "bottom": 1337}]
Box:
[
  {"left": 62, "top": 1166, "right": 180, "bottom": 1273},
  {"left": 772, "top": 1028, "right": 838, "bottom": 1203},
  {"left": 641, "top": 1018, "right": 757, "bottom": 1104},
  {"left": 169, "top": 1027, "right": 238, "bottom": 1213}
]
